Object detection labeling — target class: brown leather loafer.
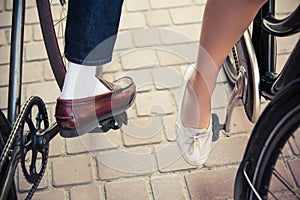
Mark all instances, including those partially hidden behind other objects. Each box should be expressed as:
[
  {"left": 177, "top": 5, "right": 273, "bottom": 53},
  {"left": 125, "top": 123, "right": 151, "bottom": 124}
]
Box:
[{"left": 55, "top": 76, "right": 136, "bottom": 138}]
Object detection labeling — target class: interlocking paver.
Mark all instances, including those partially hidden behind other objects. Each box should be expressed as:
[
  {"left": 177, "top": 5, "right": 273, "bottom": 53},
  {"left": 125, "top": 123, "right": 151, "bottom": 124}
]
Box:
[
  {"left": 0, "top": 45, "right": 10, "bottom": 65},
  {"left": 0, "top": 65, "right": 9, "bottom": 86},
  {"left": 119, "top": 13, "right": 146, "bottom": 30},
  {"left": 25, "top": 42, "right": 48, "bottom": 61},
  {"left": 145, "top": 10, "right": 171, "bottom": 27},
  {"left": 151, "top": 175, "right": 188, "bottom": 200},
  {"left": 149, "top": 0, "right": 193, "bottom": 9},
  {"left": 105, "top": 179, "right": 150, "bottom": 200},
  {"left": 52, "top": 155, "right": 94, "bottom": 187},
  {"left": 66, "top": 130, "right": 121, "bottom": 154},
  {"left": 0, "top": 0, "right": 297, "bottom": 199},
  {"left": 70, "top": 185, "right": 103, "bottom": 200},
  {"left": 18, "top": 189, "right": 65, "bottom": 200},
  {"left": 125, "top": 0, "right": 150, "bottom": 12},
  {"left": 155, "top": 142, "right": 197, "bottom": 172},
  {"left": 162, "top": 115, "right": 177, "bottom": 141},
  {"left": 23, "top": 62, "right": 43, "bottom": 83},
  {"left": 152, "top": 67, "right": 182, "bottom": 90},
  {"left": 185, "top": 167, "right": 237, "bottom": 200},
  {"left": 205, "top": 134, "right": 249, "bottom": 167},
  {"left": 121, "top": 49, "right": 158, "bottom": 70},
  {"left": 135, "top": 91, "right": 176, "bottom": 116},
  {"left": 132, "top": 28, "right": 160, "bottom": 47},
  {"left": 96, "top": 148, "right": 157, "bottom": 180},
  {"left": 170, "top": 6, "right": 204, "bottom": 25},
  {"left": 122, "top": 116, "right": 164, "bottom": 146}
]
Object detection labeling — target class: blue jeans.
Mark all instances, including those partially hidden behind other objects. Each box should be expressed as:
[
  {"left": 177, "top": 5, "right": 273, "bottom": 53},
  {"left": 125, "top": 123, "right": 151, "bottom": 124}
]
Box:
[{"left": 65, "top": 0, "right": 124, "bottom": 66}]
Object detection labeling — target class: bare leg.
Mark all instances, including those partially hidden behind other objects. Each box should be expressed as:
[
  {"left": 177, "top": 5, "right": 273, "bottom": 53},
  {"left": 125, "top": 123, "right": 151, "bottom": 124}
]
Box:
[{"left": 181, "top": 0, "right": 267, "bottom": 129}]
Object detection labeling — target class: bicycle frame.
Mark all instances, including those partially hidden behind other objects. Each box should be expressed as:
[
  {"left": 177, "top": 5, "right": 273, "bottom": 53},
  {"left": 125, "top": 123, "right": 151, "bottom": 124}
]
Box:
[
  {"left": 253, "top": 1, "right": 300, "bottom": 98},
  {"left": 234, "top": 2, "right": 300, "bottom": 199}
]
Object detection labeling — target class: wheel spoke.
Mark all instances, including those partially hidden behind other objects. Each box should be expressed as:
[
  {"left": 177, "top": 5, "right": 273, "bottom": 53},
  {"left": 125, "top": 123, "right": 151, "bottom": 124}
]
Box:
[{"left": 272, "top": 167, "right": 300, "bottom": 198}]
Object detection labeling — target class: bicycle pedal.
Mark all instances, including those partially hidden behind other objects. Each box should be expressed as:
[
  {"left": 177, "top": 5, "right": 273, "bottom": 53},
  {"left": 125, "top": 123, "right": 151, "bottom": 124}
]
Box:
[
  {"left": 212, "top": 113, "right": 225, "bottom": 142},
  {"left": 91, "top": 112, "right": 128, "bottom": 133}
]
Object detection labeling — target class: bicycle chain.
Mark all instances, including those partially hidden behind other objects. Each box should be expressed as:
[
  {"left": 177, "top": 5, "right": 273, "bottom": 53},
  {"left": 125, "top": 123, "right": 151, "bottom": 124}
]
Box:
[{"left": 0, "top": 96, "right": 49, "bottom": 200}]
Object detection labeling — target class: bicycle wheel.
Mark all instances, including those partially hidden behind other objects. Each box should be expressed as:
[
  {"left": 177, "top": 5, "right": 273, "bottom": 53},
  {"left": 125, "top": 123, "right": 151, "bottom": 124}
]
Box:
[
  {"left": 36, "top": 0, "right": 67, "bottom": 90},
  {"left": 239, "top": 79, "right": 300, "bottom": 199}
]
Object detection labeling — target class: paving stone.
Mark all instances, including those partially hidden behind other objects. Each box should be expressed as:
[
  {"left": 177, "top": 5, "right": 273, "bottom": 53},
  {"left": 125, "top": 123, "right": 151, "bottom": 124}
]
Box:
[
  {"left": 158, "top": 26, "right": 200, "bottom": 45},
  {"left": 70, "top": 185, "right": 103, "bottom": 200},
  {"left": 0, "top": 45, "right": 10, "bottom": 65},
  {"left": 206, "top": 135, "right": 249, "bottom": 167},
  {"left": 0, "top": 11, "right": 12, "bottom": 27},
  {"left": 0, "top": 29, "right": 6, "bottom": 45},
  {"left": 170, "top": 6, "right": 204, "bottom": 25},
  {"left": 52, "top": 155, "right": 93, "bottom": 187},
  {"left": 96, "top": 148, "right": 157, "bottom": 180},
  {"left": 25, "top": 7, "right": 39, "bottom": 24},
  {"left": 151, "top": 175, "right": 187, "bottom": 200},
  {"left": 156, "top": 43, "right": 198, "bottom": 66},
  {"left": 226, "top": 106, "right": 254, "bottom": 134},
  {"left": 25, "top": 42, "right": 48, "bottom": 61},
  {"left": 152, "top": 67, "right": 182, "bottom": 90},
  {"left": 149, "top": 0, "right": 193, "bottom": 9},
  {"left": 121, "top": 49, "right": 158, "bottom": 70},
  {"left": 25, "top": 81, "right": 60, "bottom": 104},
  {"left": 135, "top": 91, "right": 176, "bottom": 116},
  {"left": 119, "top": 13, "right": 146, "bottom": 30},
  {"left": 193, "top": 0, "right": 206, "bottom": 5},
  {"left": 66, "top": 130, "right": 121, "bottom": 154},
  {"left": 105, "top": 179, "right": 149, "bottom": 200},
  {"left": 22, "top": 62, "right": 43, "bottom": 83},
  {"left": 132, "top": 28, "right": 160, "bottom": 47},
  {"left": 49, "top": 134, "right": 64, "bottom": 157},
  {"left": 155, "top": 142, "right": 197, "bottom": 172},
  {"left": 43, "top": 62, "right": 56, "bottom": 81},
  {"left": 114, "top": 30, "right": 134, "bottom": 50},
  {"left": 275, "top": 0, "right": 299, "bottom": 14},
  {"left": 122, "top": 116, "right": 163, "bottom": 146},
  {"left": 0, "top": 86, "right": 8, "bottom": 109},
  {"left": 276, "top": 54, "right": 289, "bottom": 73},
  {"left": 33, "top": 24, "right": 43, "bottom": 41},
  {"left": 18, "top": 189, "right": 65, "bottom": 200},
  {"left": 162, "top": 115, "right": 177, "bottom": 141},
  {"left": 122, "top": 68, "right": 154, "bottom": 92},
  {"left": 125, "top": 0, "right": 150, "bottom": 11},
  {"left": 145, "top": 10, "right": 171, "bottom": 27},
  {"left": 185, "top": 167, "right": 237, "bottom": 200},
  {"left": 277, "top": 34, "right": 299, "bottom": 54},
  {"left": 0, "top": 65, "right": 9, "bottom": 86}
]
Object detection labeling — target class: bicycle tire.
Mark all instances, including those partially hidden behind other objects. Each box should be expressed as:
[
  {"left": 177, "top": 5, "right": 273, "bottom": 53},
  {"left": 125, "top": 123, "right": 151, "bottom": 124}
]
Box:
[
  {"left": 36, "top": 0, "right": 66, "bottom": 91},
  {"left": 235, "top": 79, "right": 300, "bottom": 199}
]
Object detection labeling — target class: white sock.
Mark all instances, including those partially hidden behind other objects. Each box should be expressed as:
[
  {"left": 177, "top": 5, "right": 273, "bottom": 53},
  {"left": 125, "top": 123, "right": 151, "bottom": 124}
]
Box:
[{"left": 60, "top": 62, "right": 110, "bottom": 100}]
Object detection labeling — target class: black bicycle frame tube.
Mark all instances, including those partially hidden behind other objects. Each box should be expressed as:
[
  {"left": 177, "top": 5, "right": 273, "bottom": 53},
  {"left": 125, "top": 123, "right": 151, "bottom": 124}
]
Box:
[
  {"left": 252, "top": 0, "right": 276, "bottom": 78},
  {"left": 7, "top": 0, "right": 26, "bottom": 124}
]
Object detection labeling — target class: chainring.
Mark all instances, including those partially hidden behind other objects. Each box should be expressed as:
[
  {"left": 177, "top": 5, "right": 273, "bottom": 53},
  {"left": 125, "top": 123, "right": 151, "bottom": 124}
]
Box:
[{"left": 19, "top": 96, "right": 49, "bottom": 184}]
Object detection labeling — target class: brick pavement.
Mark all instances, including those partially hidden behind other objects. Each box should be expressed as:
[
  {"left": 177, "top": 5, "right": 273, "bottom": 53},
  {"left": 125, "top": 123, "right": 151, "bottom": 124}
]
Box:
[{"left": 0, "top": 0, "right": 299, "bottom": 199}]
